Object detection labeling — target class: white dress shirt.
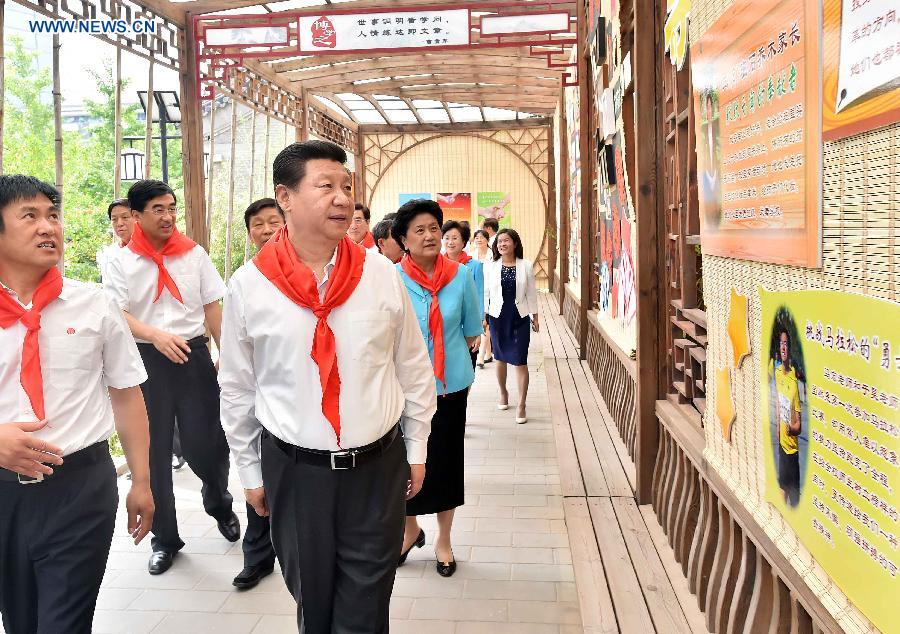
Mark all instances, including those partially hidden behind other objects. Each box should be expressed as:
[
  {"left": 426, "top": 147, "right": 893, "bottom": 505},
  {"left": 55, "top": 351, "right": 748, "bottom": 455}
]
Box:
[
  {"left": 0, "top": 278, "right": 148, "bottom": 456},
  {"left": 219, "top": 249, "right": 437, "bottom": 489},
  {"left": 105, "top": 245, "right": 226, "bottom": 342},
  {"left": 97, "top": 241, "right": 125, "bottom": 284}
]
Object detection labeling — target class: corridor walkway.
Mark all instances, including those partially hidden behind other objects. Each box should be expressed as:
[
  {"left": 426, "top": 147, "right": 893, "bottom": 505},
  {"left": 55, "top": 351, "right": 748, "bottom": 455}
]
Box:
[{"left": 87, "top": 316, "right": 581, "bottom": 634}]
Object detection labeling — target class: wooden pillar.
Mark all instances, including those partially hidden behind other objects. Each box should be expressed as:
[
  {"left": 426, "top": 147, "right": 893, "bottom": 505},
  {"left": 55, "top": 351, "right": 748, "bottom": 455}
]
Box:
[
  {"left": 263, "top": 115, "right": 272, "bottom": 197},
  {"left": 113, "top": 45, "right": 123, "bottom": 198},
  {"left": 298, "top": 86, "right": 310, "bottom": 142},
  {"left": 144, "top": 56, "right": 154, "bottom": 179},
  {"left": 223, "top": 98, "right": 238, "bottom": 280},
  {"left": 577, "top": 0, "right": 593, "bottom": 360},
  {"left": 178, "top": 13, "right": 209, "bottom": 248},
  {"left": 357, "top": 130, "right": 366, "bottom": 205},
  {"left": 557, "top": 86, "right": 570, "bottom": 316},
  {"left": 244, "top": 109, "right": 258, "bottom": 263},
  {"left": 633, "top": 0, "right": 666, "bottom": 504},
  {"left": 52, "top": 33, "right": 63, "bottom": 272},
  {"left": 547, "top": 121, "right": 558, "bottom": 295}
]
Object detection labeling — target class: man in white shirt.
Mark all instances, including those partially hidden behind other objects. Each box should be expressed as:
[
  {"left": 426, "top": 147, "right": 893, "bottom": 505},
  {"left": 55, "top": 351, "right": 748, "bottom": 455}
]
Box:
[
  {"left": 96, "top": 198, "right": 135, "bottom": 283},
  {"left": 219, "top": 140, "right": 436, "bottom": 632},
  {"left": 105, "top": 180, "right": 238, "bottom": 576},
  {"left": 347, "top": 202, "right": 378, "bottom": 251},
  {"left": 0, "top": 175, "right": 154, "bottom": 633},
  {"left": 371, "top": 214, "right": 403, "bottom": 264}
]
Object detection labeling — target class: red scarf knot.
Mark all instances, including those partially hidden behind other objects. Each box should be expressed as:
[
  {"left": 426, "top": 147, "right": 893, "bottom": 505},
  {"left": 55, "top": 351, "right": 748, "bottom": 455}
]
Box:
[{"left": 127, "top": 223, "right": 197, "bottom": 303}]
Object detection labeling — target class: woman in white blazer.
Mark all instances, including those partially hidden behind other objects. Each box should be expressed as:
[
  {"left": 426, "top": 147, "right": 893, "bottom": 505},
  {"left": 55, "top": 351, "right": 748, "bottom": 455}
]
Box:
[{"left": 484, "top": 228, "right": 539, "bottom": 423}]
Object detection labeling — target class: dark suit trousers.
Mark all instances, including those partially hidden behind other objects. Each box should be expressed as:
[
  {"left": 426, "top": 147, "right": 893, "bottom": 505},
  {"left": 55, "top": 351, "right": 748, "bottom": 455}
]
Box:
[
  {"left": 0, "top": 454, "right": 117, "bottom": 634},
  {"left": 138, "top": 339, "right": 233, "bottom": 552},
  {"left": 261, "top": 429, "right": 408, "bottom": 634}
]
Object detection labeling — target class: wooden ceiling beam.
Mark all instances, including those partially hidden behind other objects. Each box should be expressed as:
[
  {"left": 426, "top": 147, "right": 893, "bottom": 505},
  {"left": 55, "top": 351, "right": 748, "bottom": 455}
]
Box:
[
  {"left": 289, "top": 66, "right": 561, "bottom": 89},
  {"left": 331, "top": 81, "right": 560, "bottom": 96},
  {"left": 188, "top": 0, "right": 577, "bottom": 18},
  {"left": 269, "top": 46, "right": 573, "bottom": 74},
  {"left": 359, "top": 117, "right": 552, "bottom": 134},
  {"left": 278, "top": 55, "right": 559, "bottom": 81}
]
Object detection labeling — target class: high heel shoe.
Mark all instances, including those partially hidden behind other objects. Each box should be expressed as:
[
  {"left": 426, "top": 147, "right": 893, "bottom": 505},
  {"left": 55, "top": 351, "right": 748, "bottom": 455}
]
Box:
[
  {"left": 436, "top": 558, "right": 457, "bottom": 577},
  {"left": 399, "top": 529, "right": 425, "bottom": 565},
  {"left": 497, "top": 391, "right": 509, "bottom": 410}
]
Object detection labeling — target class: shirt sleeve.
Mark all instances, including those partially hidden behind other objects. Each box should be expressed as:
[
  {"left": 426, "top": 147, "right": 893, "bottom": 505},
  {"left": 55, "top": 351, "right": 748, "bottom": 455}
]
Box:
[
  {"left": 101, "top": 293, "right": 148, "bottom": 389},
  {"left": 197, "top": 247, "right": 227, "bottom": 305},
  {"left": 461, "top": 270, "right": 483, "bottom": 338},
  {"left": 391, "top": 267, "right": 436, "bottom": 465},
  {"left": 104, "top": 251, "right": 130, "bottom": 311},
  {"left": 471, "top": 262, "right": 485, "bottom": 317},
  {"left": 218, "top": 276, "right": 264, "bottom": 489},
  {"left": 482, "top": 260, "right": 492, "bottom": 316}
]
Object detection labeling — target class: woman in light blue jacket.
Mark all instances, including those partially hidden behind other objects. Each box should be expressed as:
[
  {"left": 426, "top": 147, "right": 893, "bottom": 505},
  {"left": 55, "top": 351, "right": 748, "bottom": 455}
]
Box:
[{"left": 442, "top": 220, "right": 484, "bottom": 369}]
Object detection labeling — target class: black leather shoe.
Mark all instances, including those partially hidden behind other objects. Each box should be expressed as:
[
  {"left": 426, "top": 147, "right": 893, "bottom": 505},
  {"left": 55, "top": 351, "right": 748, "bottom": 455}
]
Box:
[
  {"left": 148, "top": 550, "right": 176, "bottom": 575},
  {"left": 398, "top": 529, "right": 425, "bottom": 566},
  {"left": 232, "top": 563, "right": 275, "bottom": 590},
  {"left": 217, "top": 512, "right": 241, "bottom": 542},
  {"left": 436, "top": 558, "right": 457, "bottom": 577}
]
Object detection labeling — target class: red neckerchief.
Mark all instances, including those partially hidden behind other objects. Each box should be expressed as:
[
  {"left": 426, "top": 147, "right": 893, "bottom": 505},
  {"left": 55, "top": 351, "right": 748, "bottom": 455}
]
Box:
[
  {"left": 361, "top": 232, "right": 376, "bottom": 249},
  {"left": 127, "top": 223, "right": 196, "bottom": 303},
  {"left": 456, "top": 251, "right": 472, "bottom": 265},
  {"left": 400, "top": 253, "right": 459, "bottom": 393},
  {"left": 254, "top": 227, "right": 366, "bottom": 447},
  {"left": 0, "top": 268, "right": 64, "bottom": 420}
]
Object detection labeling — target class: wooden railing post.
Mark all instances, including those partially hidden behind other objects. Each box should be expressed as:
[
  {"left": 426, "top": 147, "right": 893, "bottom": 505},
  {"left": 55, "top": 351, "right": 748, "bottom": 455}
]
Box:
[{"left": 577, "top": 0, "right": 592, "bottom": 359}]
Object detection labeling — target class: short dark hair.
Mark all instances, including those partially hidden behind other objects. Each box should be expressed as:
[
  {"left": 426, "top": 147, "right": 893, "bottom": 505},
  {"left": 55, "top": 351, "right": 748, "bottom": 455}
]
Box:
[
  {"left": 0, "top": 175, "right": 61, "bottom": 233},
  {"left": 491, "top": 227, "right": 524, "bottom": 261},
  {"left": 442, "top": 220, "right": 470, "bottom": 243},
  {"left": 371, "top": 218, "right": 394, "bottom": 248},
  {"left": 382, "top": 212, "right": 398, "bottom": 222},
  {"left": 127, "top": 180, "right": 176, "bottom": 213},
  {"left": 243, "top": 197, "right": 280, "bottom": 231},
  {"left": 272, "top": 140, "right": 347, "bottom": 192},
  {"left": 482, "top": 218, "right": 500, "bottom": 233},
  {"left": 354, "top": 203, "right": 371, "bottom": 222},
  {"left": 473, "top": 229, "right": 490, "bottom": 242},
  {"left": 107, "top": 197, "right": 130, "bottom": 219},
  {"left": 391, "top": 199, "right": 443, "bottom": 246}
]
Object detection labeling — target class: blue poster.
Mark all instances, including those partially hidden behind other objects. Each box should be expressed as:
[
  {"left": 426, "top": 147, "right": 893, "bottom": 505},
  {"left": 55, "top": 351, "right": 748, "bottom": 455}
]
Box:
[{"left": 399, "top": 193, "right": 431, "bottom": 206}]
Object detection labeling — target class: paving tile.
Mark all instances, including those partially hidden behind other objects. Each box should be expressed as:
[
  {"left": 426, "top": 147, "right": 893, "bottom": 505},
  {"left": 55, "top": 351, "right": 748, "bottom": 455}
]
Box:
[
  {"left": 389, "top": 620, "right": 455, "bottom": 634},
  {"left": 152, "top": 612, "right": 261, "bottom": 633},
  {"left": 392, "top": 576, "right": 465, "bottom": 598},
  {"left": 95, "top": 587, "right": 143, "bottom": 610},
  {"left": 471, "top": 546, "right": 555, "bottom": 564},
  {"left": 409, "top": 597, "right": 508, "bottom": 622},
  {"left": 220, "top": 588, "right": 296, "bottom": 615},
  {"left": 106, "top": 568, "right": 205, "bottom": 591},
  {"left": 135, "top": 589, "right": 230, "bottom": 613},
  {"left": 251, "top": 615, "right": 297, "bottom": 633},
  {"left": 510, "top": 564, "right": 576, "bottom": 582},
  {"left": 92, "top": 609, "right": 166, "bottom": 634},
  {"left": 556, "top": 582, "right": 578, "bottom": 602},
  {"left": 513, "top": 532, "right": 571, "bottom": 548},
  {"left": 455, "top": 622, "right": 558, "bottom": 634},
  {"left": 463, "top": 579, "right": 557, "bottom": 601},
  {"left": 507, "top": 600, "right": 582, "bottom": 625},
  {"left": 389, "top": 596, "right": 414, "bottom": 619},
  {"left": 475, "top": 518, "right": 552, "bottom": 533}
]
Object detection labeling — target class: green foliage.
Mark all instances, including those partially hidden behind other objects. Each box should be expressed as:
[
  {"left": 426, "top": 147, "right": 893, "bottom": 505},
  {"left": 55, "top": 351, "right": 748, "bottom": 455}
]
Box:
[{"left": 3, "top": 38, "right": 187, "bottom": 282}]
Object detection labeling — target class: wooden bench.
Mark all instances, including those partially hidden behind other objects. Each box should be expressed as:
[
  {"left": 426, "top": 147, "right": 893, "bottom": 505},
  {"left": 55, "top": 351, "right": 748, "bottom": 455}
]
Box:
[{"left": 538, "top": 293, "right": 707, "bottom": 634}]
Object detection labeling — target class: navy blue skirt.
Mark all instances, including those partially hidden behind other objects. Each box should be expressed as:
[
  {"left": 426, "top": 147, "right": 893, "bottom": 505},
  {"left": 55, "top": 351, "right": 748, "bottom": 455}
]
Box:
[{"left": 488, "top": 304, "right": 531, "bottom": 366}]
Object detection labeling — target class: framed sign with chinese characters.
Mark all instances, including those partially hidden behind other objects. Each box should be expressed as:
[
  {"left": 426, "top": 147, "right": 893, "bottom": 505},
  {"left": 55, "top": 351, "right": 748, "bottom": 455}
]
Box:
[
  {"left": 692, "top": 0, "right": 822, "bottom": 267},
  {"left": 299, "top": 10, "right": 470, "bottom": 54}
]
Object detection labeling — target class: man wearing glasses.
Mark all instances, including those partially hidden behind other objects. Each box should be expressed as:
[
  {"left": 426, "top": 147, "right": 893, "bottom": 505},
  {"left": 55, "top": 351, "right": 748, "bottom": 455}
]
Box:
[{"left": 105, "top": 180, "right": 238, "bottom": 576}]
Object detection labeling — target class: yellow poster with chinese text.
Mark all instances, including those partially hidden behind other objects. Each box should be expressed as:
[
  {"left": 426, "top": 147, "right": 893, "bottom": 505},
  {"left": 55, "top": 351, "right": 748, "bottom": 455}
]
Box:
[{"left": 760, "top": 289, "right": 899, "bottom": 633}]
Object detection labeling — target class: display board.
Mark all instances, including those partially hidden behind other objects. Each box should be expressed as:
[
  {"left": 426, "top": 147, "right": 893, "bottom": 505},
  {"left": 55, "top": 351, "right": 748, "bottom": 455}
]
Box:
[
  {"left": 435, "top": 192, "right": 472, "bottom": 223},
  {"left": 692, "top": 0, "right": 821, "bottom": 267},
  {"left": 476, "top": 192, "right": 511, "bottom": 228},
  {"left": 761, "top": 289, "right": 899, "bottom": 633}
]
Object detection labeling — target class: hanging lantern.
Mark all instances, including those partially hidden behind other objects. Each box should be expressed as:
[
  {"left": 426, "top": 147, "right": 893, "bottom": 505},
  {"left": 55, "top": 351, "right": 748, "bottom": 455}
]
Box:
[{"left": 121, "top": 148, "right": 145, "bottom": 181}]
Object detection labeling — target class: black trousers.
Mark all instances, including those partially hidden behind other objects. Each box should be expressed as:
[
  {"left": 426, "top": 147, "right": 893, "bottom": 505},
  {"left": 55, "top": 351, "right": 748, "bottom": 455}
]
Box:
[
  {"left": 242, "top": 502, "right": 275, "bottom": 569},
  {"left": 0, "top": 447, "right": 117, "bottom": 634},
  {"left": 138, "top": 339, "right": 233, "bottom": 552},
  {"left": 262, "top": 429, "right": 408, "bottom": 634}
]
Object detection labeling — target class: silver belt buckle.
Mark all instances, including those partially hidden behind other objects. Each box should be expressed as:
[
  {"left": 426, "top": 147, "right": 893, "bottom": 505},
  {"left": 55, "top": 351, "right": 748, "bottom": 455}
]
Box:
[
  {"left": 18, "top": 472, "right": 44, "bottom": 485},
  {"left": 330, "top": 450, "right": 356, "bottom": 470}
]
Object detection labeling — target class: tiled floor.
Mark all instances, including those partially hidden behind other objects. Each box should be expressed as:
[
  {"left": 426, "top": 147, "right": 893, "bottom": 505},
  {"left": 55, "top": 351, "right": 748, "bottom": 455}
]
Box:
[{"left": 62, "top": 337, "right": 579, "bottom": 633}]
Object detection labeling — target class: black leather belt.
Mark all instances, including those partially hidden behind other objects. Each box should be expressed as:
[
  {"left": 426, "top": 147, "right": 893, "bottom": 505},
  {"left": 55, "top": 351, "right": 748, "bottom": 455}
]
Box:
[
  {"left": 265, "top": 424, "right": 399, "bottom": 470},
  {"left": 0, "top": 441, "right": 110, "bottom": 484}
]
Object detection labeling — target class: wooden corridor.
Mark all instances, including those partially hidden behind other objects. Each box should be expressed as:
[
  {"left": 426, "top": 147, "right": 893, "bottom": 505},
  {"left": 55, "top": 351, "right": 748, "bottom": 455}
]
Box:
[{"left": 538, "top": 294, "right": 707, "bottom": 634}]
